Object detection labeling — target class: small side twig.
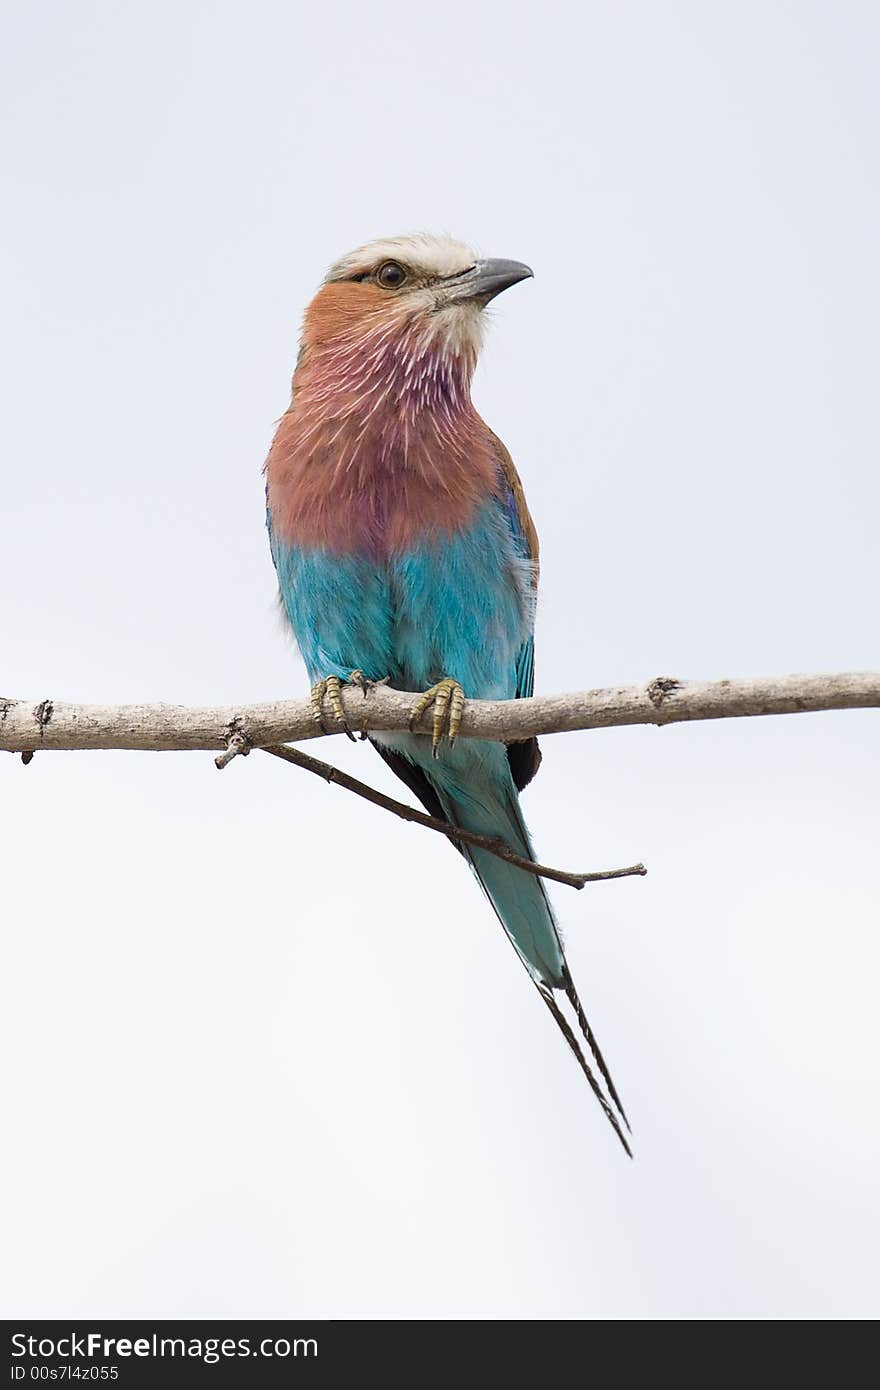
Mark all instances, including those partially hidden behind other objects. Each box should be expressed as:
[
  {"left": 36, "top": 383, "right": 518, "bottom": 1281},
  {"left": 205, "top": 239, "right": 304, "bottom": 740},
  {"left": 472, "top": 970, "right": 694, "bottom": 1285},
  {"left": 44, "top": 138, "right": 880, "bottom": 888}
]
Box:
[
  {"left": 577, "top": 863, "right": 647, "bottom": 883},
  {"left": 258, "top": 742, "right": 646, "bottom": 892},
  {"left": 214, "top": 731, "right": 251, "bottom": 770}
]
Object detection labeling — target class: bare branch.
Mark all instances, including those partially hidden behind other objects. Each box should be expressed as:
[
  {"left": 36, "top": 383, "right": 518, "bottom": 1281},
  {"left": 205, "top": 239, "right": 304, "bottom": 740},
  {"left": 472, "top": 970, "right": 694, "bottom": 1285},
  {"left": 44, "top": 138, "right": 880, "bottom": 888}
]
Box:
[
  {"left": 256, "top": 741, "right": 646, "bottom": 891},
  {"left": 0, "top": 671, "right": 877, "bottom": 754}
]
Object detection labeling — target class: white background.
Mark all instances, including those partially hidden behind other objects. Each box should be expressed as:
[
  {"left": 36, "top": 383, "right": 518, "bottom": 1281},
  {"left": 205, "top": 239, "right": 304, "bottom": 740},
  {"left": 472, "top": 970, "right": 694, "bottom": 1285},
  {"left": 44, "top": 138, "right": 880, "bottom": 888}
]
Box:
[{"left": 1, "top": 1, "right": 877, "bottom": 1319}]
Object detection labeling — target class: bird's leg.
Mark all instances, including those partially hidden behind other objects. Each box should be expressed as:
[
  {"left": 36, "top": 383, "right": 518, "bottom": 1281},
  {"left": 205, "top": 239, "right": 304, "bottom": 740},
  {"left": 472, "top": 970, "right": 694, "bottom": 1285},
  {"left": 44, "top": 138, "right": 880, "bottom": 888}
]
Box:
[
  {"left": 310, "top": 671, "right": 388, "bottom": 741},
  {"left": 408, "top": 677, "right": 466, "bottom": 756}
]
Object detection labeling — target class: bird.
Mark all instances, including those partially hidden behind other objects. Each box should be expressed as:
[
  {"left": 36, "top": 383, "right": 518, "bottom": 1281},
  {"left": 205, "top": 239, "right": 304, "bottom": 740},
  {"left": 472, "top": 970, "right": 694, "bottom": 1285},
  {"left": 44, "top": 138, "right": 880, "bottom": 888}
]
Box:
[{"left": 264, "top": 233, "right": 630, "bottom": 1154}]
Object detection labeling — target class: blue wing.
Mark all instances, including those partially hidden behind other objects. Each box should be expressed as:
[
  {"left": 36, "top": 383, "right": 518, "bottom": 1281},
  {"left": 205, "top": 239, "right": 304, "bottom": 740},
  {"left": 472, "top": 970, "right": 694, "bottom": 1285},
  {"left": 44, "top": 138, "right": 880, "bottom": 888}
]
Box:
[{"left": 490, "top": 432, "right": 542, "bottom": 788}]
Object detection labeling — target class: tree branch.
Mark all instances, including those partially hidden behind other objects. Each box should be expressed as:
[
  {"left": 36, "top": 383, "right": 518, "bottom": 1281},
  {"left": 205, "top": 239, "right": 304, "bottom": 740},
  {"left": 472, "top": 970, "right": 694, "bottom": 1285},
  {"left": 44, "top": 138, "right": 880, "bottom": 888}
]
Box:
[
  {"left": 252, "top": 740, "right": 646, "bottom": 891},
  {"left": 1, "top": 671, "right": 877, "bottom": 754}
]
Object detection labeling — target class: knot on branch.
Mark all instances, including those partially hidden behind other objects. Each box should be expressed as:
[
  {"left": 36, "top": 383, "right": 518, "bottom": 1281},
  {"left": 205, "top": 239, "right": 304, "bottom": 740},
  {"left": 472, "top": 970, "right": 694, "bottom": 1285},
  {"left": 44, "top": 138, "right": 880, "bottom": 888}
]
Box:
[
  {"left": 33, "top": 699, "right": 53, "bottom": 731},
  {"left": 647, "top": 676, "right": 681, "bottom": 709}
]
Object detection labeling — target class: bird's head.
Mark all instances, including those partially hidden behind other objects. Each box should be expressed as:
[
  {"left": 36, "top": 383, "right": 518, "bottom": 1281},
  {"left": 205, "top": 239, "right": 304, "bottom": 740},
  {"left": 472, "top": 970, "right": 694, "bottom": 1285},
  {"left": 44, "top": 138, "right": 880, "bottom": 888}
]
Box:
[
  {"left": 300, "top": 233, "right": 532, "bottom": 386},
  {"left": 268, "top": 235, "right": 531, "bottom": 548}
]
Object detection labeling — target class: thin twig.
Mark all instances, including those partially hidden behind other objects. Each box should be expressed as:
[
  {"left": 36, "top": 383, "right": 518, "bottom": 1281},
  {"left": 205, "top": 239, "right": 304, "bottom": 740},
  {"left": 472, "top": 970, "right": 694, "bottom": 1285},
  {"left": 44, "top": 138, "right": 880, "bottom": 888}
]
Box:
[
  {"left": 214, "top": 732, "right": 251, "bottom": 769},
  {"left": 259, "top": 742, "right": 646, "bottom": 891},
  {"left": 576, "top": 863, "right": 648, "bottom": 883}
]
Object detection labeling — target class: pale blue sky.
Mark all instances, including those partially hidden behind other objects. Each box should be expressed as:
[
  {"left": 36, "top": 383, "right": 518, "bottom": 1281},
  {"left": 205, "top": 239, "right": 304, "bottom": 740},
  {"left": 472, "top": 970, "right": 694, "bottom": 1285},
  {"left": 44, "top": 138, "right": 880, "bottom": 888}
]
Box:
[{"left": 1, "top": 0, "right": 878, "bottom": 1318}]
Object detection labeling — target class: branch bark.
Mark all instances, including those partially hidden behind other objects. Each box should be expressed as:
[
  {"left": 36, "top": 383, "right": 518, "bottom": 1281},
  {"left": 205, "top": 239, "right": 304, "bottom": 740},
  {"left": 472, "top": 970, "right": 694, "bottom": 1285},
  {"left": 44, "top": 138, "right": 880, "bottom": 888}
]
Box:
[{"left": 1, "top": 672, "right": 877, "bottom": 754}]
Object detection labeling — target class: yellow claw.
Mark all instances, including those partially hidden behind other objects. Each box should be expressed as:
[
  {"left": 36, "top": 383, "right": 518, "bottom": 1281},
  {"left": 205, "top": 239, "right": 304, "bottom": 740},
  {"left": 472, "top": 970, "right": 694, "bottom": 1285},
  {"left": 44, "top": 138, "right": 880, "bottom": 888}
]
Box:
[
  {"left": 310, "top": 675, "right": 356, "bottom": 740},
  {"left": 409, "top": 677, "right": 466, "bottom": 755},
  {"left": 310, "top": 671, "right": 383, "bottom": 739}
]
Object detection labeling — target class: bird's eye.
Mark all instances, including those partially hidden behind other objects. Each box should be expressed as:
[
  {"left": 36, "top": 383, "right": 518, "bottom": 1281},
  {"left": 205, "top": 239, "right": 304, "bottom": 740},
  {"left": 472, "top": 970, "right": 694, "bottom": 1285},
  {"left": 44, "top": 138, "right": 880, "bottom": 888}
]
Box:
[{"left": 376, "top": 261, "right": 407, "bottom": 289}]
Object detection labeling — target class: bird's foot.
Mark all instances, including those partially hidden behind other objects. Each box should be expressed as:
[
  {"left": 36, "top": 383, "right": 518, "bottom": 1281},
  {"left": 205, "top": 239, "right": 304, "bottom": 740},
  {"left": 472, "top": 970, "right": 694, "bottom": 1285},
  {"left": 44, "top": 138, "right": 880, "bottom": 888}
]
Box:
[
  {"left": 408, "top": 677, "right": 466, "bottom": 756},
  {"left": 311, "top": 676, "right": 352, "bottom": 739},
  {"left": 310, "top": 671, "right": 388, "bottom": 740}
]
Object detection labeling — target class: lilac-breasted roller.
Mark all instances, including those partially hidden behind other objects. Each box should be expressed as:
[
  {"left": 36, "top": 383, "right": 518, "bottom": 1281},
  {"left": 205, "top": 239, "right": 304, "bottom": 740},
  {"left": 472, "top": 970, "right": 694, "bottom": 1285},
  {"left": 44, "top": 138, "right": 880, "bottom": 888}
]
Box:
[{"left": 265, "top": 234, "right": 629, "bottom": 1153}]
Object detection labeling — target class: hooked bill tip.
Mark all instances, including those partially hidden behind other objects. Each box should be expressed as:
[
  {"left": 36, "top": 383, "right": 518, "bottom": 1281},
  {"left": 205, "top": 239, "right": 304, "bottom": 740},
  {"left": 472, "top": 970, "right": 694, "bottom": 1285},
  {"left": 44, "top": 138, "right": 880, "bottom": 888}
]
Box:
[{"left": 471, "top": 258, "right": 533, "bottom": 300}]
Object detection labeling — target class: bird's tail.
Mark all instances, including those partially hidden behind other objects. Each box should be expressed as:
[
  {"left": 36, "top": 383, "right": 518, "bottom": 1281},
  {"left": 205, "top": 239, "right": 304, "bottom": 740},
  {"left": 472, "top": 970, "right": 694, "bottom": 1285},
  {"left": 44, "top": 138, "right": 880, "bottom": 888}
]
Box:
[{"left": 425, "top": 740, "right": 631, "bottom": 1155}]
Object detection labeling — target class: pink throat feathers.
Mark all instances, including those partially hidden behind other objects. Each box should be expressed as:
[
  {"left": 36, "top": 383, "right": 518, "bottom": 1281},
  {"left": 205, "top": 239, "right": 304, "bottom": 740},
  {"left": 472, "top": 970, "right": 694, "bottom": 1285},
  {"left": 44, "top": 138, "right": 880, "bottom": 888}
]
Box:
[{"left": 265, "top": 308, "right": 500, "bottom": 559}]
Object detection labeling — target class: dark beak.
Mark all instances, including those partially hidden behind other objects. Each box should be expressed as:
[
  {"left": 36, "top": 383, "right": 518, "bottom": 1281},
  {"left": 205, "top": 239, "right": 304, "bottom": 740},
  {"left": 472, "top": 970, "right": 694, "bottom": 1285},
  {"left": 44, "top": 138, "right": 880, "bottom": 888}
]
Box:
[{"left": 445, "top": 258, "right": 533, "bottom": 304}]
